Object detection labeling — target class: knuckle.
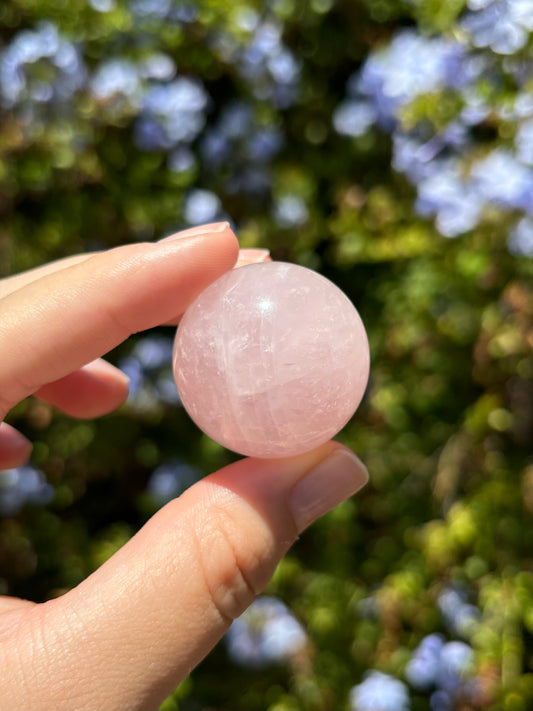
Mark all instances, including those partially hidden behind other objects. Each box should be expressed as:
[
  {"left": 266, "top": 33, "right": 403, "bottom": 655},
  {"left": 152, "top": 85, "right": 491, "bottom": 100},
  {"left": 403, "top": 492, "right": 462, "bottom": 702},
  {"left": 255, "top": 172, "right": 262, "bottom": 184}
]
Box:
[
  {"left": 100, "top": 300, "right": 134, "bottom": 340},
  {"left": 192, "top": 506, "right": 270, "bottom": 624}
]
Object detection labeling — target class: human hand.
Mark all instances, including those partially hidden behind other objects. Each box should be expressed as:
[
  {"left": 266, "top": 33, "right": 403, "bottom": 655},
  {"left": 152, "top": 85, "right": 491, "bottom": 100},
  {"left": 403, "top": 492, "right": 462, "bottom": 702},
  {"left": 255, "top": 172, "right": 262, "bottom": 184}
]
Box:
[{"left": 0, "top": 223, "right": 368, "bottom": 711}]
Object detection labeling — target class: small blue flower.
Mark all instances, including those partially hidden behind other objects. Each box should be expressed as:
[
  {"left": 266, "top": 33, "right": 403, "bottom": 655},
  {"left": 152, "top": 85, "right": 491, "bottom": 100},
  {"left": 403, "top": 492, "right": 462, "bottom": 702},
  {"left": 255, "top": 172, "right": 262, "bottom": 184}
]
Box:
[
  {"left": 168, "top": 146, "right": 196, "bottom": 173},
  {"left": 90, "top": 59, "right": 142, "bottom": 103},
  {"left": 273, "top": 195, "right": 308, "bottom": 228},
  {"left": 267, "top": 48, "right": 301, "bottom": 85},
  {"left": 333, "top": 100, "right": 376, "bottom": 137},
  {"left": 436, "top": 641, "right": 474, "bottom": 692},
  {"left": 460, "top": 87, "right": 491, "bottom": 125},
  {"left": 415, "top": 161, "right": 484, "bottom": 237},
  {"left": 0, "top": 465, "right": 54, "bottom": 516},
  {"left": 118, "top": 356, "right": 144, "bottom": 395},
  {"left": 130, "top": 0, "right": 171, "bottom": 19},
  {"left": 201, "top": 130, "right": 231, "bottom": 167},
  {"left": 438, "top": 587, "right": 481, "bottom": 636},
  {"left": 406, "top": 634, "right": 445, "bottom": 691},
  {"left": 155, "top": 372, "right": 182, "bottom": 406},
  {"left": 430, "top": 689, "right": 453, "bottom": 711},
  {"left": 350, "top": 670, "right": 411, "bottom": 711},
  {"left": 135, "top": 78, "right": 208, "bottom": 150},
  {"left": 218, "top": 102, "right": 253, "bottom": 138},
  {"left": 462, "top": 0, "right": 533, "bottom": 55},
  {"left": 246, "top": 127, "right": 283, "bottom": 162},
  {"left": 509, "top": 216, "right": 533, "bottom": 256},
  {"left": 226, "top": 596, "right": 307, "bottom": 668},
  {"left": 356, "top": 31, "right": 468, "bottom": 125},
  {"left": 236, "top": 20, "right": 301, "bottom": 108},
  {"left": 140, "top": 53, "right": 176, "bottom": 82},
  {"left": 88, "top": 0, "right": 115, "bottom": 12},
  {"left": 183, "top": 189, "right": 221, "bottom": 225},
  {"left": 516, "top": 119, "right": 533, "bottom": 164},
  {"left": 471, "top": 149, "right": 533, "bottom": 211},
  {"left": 147, "top": 460, "right": 202, "bottom": 506},
  {"left": 0, "top": 21, "right": 85, "bottom": 109},
  {"left": 132, "top": 336, "right": 173, "bottom": 371}
]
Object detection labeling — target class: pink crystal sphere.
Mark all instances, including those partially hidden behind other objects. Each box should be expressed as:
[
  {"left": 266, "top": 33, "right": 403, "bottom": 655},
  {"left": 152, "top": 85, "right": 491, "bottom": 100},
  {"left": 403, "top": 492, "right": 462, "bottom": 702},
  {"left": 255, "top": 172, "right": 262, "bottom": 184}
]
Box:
[{"left": 173, "top": 262, "right": 370, "bottom": 458}]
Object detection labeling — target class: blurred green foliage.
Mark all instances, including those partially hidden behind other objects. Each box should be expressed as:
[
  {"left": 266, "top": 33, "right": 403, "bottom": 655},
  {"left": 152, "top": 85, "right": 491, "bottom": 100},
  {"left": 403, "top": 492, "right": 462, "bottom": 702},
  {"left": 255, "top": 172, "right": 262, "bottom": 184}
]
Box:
[{"left": 1, "top": 0, "right": 533, "bottom": 709}]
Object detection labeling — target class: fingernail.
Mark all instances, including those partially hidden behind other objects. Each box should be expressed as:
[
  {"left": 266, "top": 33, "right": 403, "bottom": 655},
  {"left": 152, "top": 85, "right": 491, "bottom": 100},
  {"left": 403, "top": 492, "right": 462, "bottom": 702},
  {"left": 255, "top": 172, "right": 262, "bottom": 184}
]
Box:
[
  {"left": 290, "top": 449, "right": 368, "bottom": 532},
  {"left": 235, "top": 249, "right": 271, "bottom": 267},
  {"left": 158, "top": 222, "right": 230, "bottom": 242}
]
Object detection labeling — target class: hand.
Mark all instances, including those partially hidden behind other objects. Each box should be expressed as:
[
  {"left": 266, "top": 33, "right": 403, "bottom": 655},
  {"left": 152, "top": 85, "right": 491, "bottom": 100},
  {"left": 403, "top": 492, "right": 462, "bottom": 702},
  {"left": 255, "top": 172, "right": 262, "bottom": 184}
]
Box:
[{"left": 0, "top": 223, "right": 368, "bottom": 711}]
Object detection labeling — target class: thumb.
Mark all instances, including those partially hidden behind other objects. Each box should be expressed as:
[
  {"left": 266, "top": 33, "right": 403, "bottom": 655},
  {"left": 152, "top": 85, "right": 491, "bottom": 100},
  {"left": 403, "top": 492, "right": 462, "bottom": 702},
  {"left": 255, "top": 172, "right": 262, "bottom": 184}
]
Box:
[{"left": 2, "top": 442, "right": 368, "bottom": 711}]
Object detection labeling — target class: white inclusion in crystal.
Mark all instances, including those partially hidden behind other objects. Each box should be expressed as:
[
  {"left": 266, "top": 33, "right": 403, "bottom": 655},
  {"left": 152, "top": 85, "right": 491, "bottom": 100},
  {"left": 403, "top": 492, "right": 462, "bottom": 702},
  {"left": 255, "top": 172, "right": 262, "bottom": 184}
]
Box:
[
  {"left": 275, "top": 263, "right": 292, "bottom": 279},
  {"left": 256, "top": 297, "right": 274, "bottom": 315}
]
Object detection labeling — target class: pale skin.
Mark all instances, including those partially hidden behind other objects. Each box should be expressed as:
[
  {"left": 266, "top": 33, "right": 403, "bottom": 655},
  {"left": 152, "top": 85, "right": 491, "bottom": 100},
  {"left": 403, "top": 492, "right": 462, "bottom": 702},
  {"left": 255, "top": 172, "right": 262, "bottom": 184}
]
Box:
[{"left": 0, "top": 222, "right": 368, "bottom": 711}]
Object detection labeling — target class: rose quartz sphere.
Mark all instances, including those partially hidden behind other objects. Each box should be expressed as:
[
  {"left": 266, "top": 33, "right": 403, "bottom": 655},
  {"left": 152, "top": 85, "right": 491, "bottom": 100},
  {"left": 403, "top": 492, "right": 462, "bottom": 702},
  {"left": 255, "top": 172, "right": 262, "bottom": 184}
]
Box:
[{"left": 173, "top": 262, "right": 370, "bottom": 458}]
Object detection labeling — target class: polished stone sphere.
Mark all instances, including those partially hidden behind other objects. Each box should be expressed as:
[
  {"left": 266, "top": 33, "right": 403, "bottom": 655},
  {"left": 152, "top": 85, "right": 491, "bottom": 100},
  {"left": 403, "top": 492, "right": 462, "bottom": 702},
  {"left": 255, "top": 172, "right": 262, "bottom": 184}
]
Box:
[{"left": 173, "top": 262, "right": 370, "bottom": 458}]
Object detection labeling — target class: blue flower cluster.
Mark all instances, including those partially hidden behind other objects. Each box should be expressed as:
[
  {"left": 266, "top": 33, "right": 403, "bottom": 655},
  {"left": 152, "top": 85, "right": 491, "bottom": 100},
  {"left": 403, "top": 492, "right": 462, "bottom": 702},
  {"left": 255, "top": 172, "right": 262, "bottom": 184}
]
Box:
[
  {"left": 462, "top": 0, "right": 533, "bottom": 55},
  {"left": 88, "top": 50, "right": 208, "bottom": 163},
  {"left": 90, "top": 58, "right": 144, "bottom": 106},
  {"left": 0, "top": 21, "right": 85, "bottom": 111},
  {"left": 200, "top": 100, "right": 284, "bottom": 199},
  {"left": 225, "top": 596, "right": 307, "bottom": 669},
  {"left": 0, "top": 15, "right": 208, "bottom": 162},
  {"left": 214, "top": 14, "right": 301, "bottom": 110},
  {"left": 0, "top": 14, "right": 297, "bottom": 217},
  {"left": 333, "top": 25, "right": 533, "bottom": 247},
  {"left": 118, "top": 334, "right": 181, "bottom": 413},
  {"left": 349, "top": 581, "right": 482, "bottom": 709},
  {"left": 0, "top": 465, "right": 54, "bottom": 516},
  {"left": 438, "top": 586, "right": 481, "bottom": 637},
  {"left": 406, "top": 635, "right": 475, "bottom": 710},
  {"left": 348, "top": 635, "right": 475, "bottom": 711},
  {"left": 134, "top": 77, "right": 208, "bottom": 151},
  {"left": 349, "top": 670, "right": 410, "bottom": 711}
]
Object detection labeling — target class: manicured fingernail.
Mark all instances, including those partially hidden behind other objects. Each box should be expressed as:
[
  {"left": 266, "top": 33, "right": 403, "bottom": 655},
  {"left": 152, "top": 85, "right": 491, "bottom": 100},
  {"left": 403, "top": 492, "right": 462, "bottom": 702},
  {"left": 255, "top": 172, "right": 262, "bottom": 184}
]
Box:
[
  {"left": 290, "top": 449, "right": 368, "bottom": 531},
  {"left": 235, "top": 249, "right": 271, "bottom": 267},
  {"left": 158, "top": 222, "right": 230, "bottom": 242}
]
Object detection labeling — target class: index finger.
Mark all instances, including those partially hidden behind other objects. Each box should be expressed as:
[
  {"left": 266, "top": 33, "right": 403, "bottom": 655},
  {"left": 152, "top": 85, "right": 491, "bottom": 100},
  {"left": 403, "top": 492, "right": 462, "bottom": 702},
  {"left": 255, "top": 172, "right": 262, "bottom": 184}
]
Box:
[
  {"left": 0, "top": 225, "right": 238, "bottom": 419},
  {"left": 0, "top": 222, "right": 235, "bottom": 301}
]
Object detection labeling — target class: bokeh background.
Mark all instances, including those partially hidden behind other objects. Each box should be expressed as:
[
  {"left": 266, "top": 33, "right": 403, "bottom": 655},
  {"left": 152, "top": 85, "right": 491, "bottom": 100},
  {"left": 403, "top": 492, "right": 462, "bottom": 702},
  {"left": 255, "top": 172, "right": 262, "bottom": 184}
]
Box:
[{"left": 1, "top": 0, "right": 533, "bottom": 709}]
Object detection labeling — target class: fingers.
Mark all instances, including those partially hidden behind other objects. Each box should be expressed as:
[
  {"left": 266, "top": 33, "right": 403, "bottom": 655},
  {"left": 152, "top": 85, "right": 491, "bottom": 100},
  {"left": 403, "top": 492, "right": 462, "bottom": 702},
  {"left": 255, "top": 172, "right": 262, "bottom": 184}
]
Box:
[
  {"left": 33, "top": 358, "right": 130, "bottom": 419},
  {"left": 0, "top": 231, "right": 271, "bottom": 420},
  {"left": 31, "top": 250, "right": 271, "bottom": 418},
  {"left": 0, "top": 223, "right": 233, "bottom": 301},
  {"left": 0, "top": 254, "right": 94, "bottom": 301},
  {"left": 0, "top": 224, "right": 238, "bottom": 420},
  {"left": 0, "top": 597, "right": 36, "bottom": 614},
  {"left": 0, "top": 442, "right": 368, "bottom": 711},
  {"left": 0, "top": 423, "right": 32, "bottom": 469}
]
